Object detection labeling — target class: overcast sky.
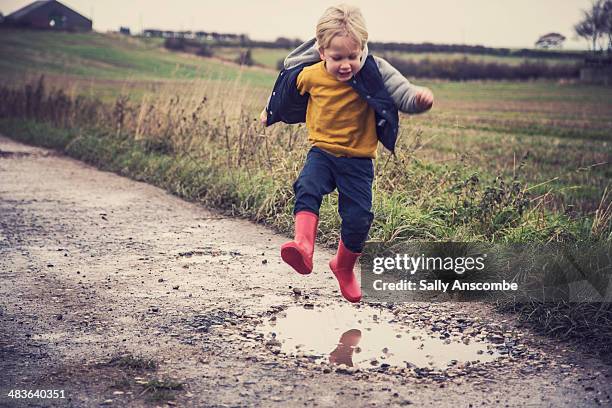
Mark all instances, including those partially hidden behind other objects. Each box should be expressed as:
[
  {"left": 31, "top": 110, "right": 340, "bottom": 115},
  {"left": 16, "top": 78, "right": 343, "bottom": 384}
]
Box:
[{"left": 0, "top": 0, "right": 594, "bottom": 49}]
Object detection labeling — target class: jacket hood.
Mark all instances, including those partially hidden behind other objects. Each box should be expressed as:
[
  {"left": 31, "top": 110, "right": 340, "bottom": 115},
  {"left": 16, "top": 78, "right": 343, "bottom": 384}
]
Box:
[{"left": 283, "top": 37, "right": 370, "bottom": 70}]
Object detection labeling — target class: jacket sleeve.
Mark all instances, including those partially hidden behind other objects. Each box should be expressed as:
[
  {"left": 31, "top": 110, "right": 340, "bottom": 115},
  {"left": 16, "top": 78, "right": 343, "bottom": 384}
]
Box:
[
  {"left": 374, "top": 56, "right": 427, "bottom": 114},
  {"left": 265, "top": 65, "right": 309, "bottom": 126}
]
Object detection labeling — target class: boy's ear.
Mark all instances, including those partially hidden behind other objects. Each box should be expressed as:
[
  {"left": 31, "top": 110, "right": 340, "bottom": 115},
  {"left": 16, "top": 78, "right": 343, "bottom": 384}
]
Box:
[{"left": 317, "top": 47, "right": 325, "bottom": 61}]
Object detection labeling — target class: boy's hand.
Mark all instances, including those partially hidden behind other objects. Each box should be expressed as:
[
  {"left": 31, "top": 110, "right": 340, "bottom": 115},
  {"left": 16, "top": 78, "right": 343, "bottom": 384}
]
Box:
[
  {"left": 415, "top": 89, "right": 434, "bottom": 111},
  {"left": 259, "top": 108, "right": 267, "bottom": 126}
]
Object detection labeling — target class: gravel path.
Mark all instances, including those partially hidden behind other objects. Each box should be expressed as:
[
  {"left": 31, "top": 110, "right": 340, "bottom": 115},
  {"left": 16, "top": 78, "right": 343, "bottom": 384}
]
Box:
[{"left": 0, "top": 135, "right": 610, "bottom": 407}]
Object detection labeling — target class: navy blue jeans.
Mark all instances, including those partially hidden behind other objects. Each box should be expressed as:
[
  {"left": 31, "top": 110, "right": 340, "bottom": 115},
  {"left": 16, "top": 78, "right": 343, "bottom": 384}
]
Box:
[{"left": 293, "top": 147, "right": 374, "bottom": 253}]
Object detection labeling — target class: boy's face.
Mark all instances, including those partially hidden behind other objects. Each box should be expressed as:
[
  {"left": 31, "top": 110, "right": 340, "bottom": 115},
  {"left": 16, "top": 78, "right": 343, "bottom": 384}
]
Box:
[{"left": 318, "top": 35, "right": 362, "bottom": 82}]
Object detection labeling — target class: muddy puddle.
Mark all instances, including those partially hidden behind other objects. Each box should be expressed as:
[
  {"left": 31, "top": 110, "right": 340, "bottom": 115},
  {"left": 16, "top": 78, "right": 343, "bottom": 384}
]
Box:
[{"left": 258, "top": 303, "right": 501, "bottom": 370}]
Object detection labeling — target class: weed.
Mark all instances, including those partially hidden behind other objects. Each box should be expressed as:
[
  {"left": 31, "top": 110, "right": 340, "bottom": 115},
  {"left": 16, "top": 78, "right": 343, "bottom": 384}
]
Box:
[
  {"left": 106, "top": 354, "right": 158, "bottom": 370},
  {"left": 139, "top": 379, "right": 184, "bottom": 402}
]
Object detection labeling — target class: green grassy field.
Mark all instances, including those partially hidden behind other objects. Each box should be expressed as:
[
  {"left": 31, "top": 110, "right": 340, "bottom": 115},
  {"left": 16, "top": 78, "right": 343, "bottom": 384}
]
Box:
[
  {"left": 0, "top": 29, "right": 610, "bottom": 225},
  {"left": 0, "top": 29, "right": 274, "bottom": 87}
]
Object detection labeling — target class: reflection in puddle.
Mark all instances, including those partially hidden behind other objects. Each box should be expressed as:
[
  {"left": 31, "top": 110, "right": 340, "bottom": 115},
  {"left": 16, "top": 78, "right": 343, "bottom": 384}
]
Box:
[
  {"left": 329, "top": 328, "right": 361, "bottom": 367},
  {"left": 258, "top": 304, "right": 501, "bottom": 369}
]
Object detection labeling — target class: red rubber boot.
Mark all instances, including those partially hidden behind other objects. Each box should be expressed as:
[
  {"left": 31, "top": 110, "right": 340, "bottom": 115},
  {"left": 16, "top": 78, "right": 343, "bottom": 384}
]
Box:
[
  {"left": 281, "top": 211, "right": 318, "bottom": 275},
  {"left": 329, "top": 240, "right": 362, "bottom": 303}
]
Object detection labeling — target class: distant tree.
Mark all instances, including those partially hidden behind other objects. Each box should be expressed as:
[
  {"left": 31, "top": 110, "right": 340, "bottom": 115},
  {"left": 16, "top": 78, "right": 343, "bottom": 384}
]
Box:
[
  {"left": 535, "top": 32, "right": 566, "bottom": 49},
  {"left": 197, "top": 44, "right": 214, "bottom": 57},
  {"left": 575, "top": 0, "right": 611, "bottom": 52},
  {"left": 239, "top": 34, "right": 250, "bottom": 46},
  {"left": 592, "top": 0, "right": 610, "bottom": 50},
  {"left": 236, "top": 49, "right": 254, "bottom": 66},
  {"left": 274, "top": 37, "right": 293, "bottom": 48},
  {"left": 164, "top": 38, "right": 184, "bottom": 51},
  {"left": 603, "top": 0, "right": 612, "bottom": 50},
  {"left": 575, "top": 17, "right": 597, "bottom": 51}
]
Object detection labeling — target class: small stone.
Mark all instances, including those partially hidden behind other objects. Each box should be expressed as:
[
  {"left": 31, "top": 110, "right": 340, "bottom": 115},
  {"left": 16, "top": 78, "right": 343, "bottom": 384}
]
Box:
[
  {"left": 335, "top": 364, "right": 350, "bottom": 374},
  {"left": 489, "top": 335, "right": 505, "bottom": 344},
  {"left": 292, "top": 287, "right": 302, "bottom": 296},
  {"left": 266, "top": 339, "right": 281, "bottom": 347}
]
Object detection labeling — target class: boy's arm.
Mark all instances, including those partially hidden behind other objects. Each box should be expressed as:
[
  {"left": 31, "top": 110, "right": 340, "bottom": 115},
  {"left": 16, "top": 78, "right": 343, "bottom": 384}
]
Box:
[
  {"left": 260, "top": 65, "right": 310, "bottom": 127},
  {"left": 260, "top": 70, "right": 307, "bottom": 125},
  {"left": 260, "top": 91, "right": 273, "bottom": 124},
  {"left": 374, "top": 56, "right": 433, "bottom": 114}
]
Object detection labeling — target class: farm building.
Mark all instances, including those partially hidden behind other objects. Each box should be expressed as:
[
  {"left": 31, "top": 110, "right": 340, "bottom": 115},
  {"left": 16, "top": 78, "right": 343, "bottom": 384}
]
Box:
[{"left": 4, "top": 0, "right": 91, "bottom": 31}]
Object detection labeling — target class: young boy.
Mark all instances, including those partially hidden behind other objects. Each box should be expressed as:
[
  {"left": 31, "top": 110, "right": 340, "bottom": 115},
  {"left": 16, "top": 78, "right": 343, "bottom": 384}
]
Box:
[{"left": 261, "top": 4, "right": 433, "bottom": 303}]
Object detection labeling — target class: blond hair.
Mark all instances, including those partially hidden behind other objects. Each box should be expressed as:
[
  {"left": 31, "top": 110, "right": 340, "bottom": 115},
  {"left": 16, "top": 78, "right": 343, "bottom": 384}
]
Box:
[{"left": 316, "top": 4, "right": 368, "bottom": 50}]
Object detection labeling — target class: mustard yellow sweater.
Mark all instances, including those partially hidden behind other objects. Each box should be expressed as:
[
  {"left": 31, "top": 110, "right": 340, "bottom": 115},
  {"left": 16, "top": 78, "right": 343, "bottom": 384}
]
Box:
[{"left": 296, "top": 62, "right": 378, "bottom": 158}]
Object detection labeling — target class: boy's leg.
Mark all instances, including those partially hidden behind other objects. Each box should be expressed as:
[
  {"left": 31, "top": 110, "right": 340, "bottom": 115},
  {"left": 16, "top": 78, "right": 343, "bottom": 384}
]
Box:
[
  {"left": 293, "top": 147, "right": 336, "bottom": 216},
  {"left": 329, "top": 157, "right": 374, "bottom": 302},
  {"left": 335, "top": 157, "right": 374, "bottom": 253},
  {"left": 282, "top": 147, "right": 336, "bottom": 275}
]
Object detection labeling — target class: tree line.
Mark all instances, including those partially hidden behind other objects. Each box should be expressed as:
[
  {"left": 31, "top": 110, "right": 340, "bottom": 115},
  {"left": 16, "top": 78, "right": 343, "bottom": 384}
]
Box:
[{"left": 575, "top": 0, "right": 612, "bottom": 53}]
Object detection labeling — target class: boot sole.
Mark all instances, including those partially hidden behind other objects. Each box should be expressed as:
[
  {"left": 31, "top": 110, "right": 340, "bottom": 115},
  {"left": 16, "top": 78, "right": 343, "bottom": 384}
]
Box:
[{"left": 281, "top": 243, "right": 312, "bottom": 275}]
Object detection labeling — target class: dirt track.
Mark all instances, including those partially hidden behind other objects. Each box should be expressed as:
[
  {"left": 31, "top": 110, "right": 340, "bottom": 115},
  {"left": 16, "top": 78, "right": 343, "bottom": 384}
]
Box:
[{"left": 0, "top": 134, "right": 611, "bottom": 408}]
